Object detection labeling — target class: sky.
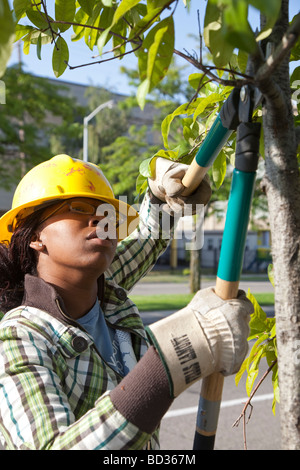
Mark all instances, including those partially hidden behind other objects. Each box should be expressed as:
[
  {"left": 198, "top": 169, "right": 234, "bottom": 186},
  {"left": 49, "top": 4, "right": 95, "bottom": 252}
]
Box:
[{"left": 7, "top": 1, "right": 299, "bottom": 97}]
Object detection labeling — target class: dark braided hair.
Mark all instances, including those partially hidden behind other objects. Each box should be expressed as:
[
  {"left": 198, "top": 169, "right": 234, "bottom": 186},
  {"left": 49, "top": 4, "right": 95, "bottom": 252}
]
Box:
[{"left": 0, "top": 209, "right": 44, "bottom": 313}]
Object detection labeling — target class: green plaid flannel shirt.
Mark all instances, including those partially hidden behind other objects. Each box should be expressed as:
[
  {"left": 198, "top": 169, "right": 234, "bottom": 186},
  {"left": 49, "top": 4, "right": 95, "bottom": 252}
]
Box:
[{"left": 0, "top": 193, "right": 173, "bottom": 450}]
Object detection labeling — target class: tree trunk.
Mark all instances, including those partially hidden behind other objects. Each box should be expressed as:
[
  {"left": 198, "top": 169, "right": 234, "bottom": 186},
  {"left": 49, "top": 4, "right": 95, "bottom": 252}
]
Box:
[
  {"left": 189, "top": 215, "right": 201, "bottom": 293},
  {"left": 260, "top": 0, "right": 300, "bottom": 449},
  {"left": 189, "top": 248, "right": 201, "bottom": 293}
]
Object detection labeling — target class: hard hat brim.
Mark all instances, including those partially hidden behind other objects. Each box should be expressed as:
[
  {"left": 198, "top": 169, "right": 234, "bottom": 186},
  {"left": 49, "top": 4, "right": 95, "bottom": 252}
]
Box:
[{"left": 0, "top": 193, "right": 139, "bottom": 244}]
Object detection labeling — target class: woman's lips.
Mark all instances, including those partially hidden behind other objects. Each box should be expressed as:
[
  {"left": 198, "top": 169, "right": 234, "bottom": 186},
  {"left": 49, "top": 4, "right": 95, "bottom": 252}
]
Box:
[{"left": 86, "top": 230, "right": 114, "bottom": 247}]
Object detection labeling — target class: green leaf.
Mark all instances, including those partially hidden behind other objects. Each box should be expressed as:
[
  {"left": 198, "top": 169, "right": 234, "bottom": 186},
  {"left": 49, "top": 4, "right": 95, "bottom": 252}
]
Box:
[
  {"left": 136, "top": 78, "right": 151, "bottom": 110},
  {"left": 212, "top": 150, "right": 226, "bottom": 189},
  {"left": 153, "top": 148, "right": 180, "bottom": 160},
  {"left": 248, "top": 0, "right": 280, "bottom": 18},
  {"left": 188, "top": 73, "right": 205, "bottom": 91},
  {"left": 193, "top": 92, "right": 224, "bottom": 122},
  {"left": 137, "top": 16, "right": 174, "bottom": 107},
  {"left": 222, "top": 1, "right": 257, "bottom": 54},
  {"left": 77, "top": 0, "right": 95, "bottom": 16},
  {"left": 265, "top": 342, "right": 277, "bottom": 369},
  {"left": 112, "top": 14, "right": 128, "bottom": 57},
  {"left": 246, "top": 347, "right": 264, "bottom": 396},
  {"left": 269, "top": 323, "right": 276, "bottom": 340},
  {"left": 71, "top": 8, "right": 89, "bottom": 41},
  {"left": 268, "top": 263, "right": 274, "bottom": 287},
  {"left": 36, "top": 33, "right": 42, "bottom": 60},
  {"left": 15, "top": 24, "right": 34, "bottom": 41},
  {"left": 271, "top": 365, "right": 280, "bottom": 415},
  {"left": 204, "top": 1, "right": 234, "bottom": 67},
  {"left": 23, "top": 37, "right": 31, "bottom": 55},
  {"left": 52, "top": 37, "right": 69, "bottom": 77},
  {"left": 182, "top": 118, "right": 199, "bottom": 144},
  {"left": 55, "top": 0, "right": 76, "bottom": 32},
  {"left": 13, "top": 0, "right": 31, "bottom": 21},
  {"left": 247, "top": 289, "right": 268, "bottom": 338},
  {"left": 139, "top": 156, "right": 155, "bottom": 178},
  {"left": 85, "top": 3, "right": 103, "bottom": 50},
  {"left": 97, "top": 28, "right": 111, "bottom": 56},
  {"left": 0, "top": 0, "right": 15, "bottom": 78},
  {"left": 246, "top": 332, "right": 269, "bottom": 372},
  {"left": 248, "top": 0, "right": 281, "bottom": 32},
  {"left": 26, "top": 9, "right": 50, "bottom": 30},
  {"left": 132, "top": 0, "right": 166, "bottom": 32},
  {"left": 113, "top": 0, "right": 142, "bottom": 25},
  {"left": 136, "top": 173, "right": 148, "bottom": 195},
  {"left": 235, "top": 355, "right": 247, "bottom": 386},
  {"left": 161, "top": 99, "right": 201, "bottom": 148},
  {"left": 290, "top": 17, "right": 300, "bottom": 62},
  {"left": 237, "top": 49, "right": 248, "bottom": 73},
  {"left": 21, "top": 28, "right": 52, "bottom": 49}
]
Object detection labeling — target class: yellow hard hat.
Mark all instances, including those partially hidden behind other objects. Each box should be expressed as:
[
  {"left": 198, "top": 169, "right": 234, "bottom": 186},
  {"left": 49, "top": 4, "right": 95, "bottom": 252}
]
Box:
[{"left": 0, "top": 154, "right": 139, "bottom": 243}]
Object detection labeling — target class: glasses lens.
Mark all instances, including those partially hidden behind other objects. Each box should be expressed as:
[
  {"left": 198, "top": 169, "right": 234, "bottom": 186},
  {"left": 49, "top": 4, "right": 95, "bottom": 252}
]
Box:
[
  {"left": 69, "top": 201, "right": 96, "bottom": 215},
  {"left": 39, "top": 201, "right": 69, "bottom": 225},
  {"left": 95, "top": 203, "right": 120, "bottom": 225}
]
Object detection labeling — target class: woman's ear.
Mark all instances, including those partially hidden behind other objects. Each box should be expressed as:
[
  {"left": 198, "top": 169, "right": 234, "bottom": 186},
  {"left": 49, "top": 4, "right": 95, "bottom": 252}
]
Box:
[{"left": 30, "top": 235, "right": 45, "bottom": 252}]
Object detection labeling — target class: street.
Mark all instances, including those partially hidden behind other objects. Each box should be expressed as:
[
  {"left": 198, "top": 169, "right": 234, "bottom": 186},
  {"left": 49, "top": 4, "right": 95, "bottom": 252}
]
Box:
[
  {"left": 131, "top": 279, "right": 274, "bottom": 296},
  {"left": 158, "top": 364, "right": 280, "bottom": 450}
]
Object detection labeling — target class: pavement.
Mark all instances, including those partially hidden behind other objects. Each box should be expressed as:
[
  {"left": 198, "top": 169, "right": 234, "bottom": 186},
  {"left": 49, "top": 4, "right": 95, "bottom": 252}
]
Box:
[{"left": 131, "top": 279, "right": 274, "bottom": 296}]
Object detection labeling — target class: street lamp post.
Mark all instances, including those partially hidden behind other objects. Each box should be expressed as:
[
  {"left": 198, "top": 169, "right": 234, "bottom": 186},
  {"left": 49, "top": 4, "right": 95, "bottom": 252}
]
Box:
[{"left": 83, "top": 99, "right": 114, "bottom": 162}]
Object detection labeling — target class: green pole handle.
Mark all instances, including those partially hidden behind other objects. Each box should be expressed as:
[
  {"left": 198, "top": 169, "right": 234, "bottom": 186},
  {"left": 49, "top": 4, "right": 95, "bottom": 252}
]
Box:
[
  {"left": 192, "top": 122, "right": 261, "bottom": 450},
  {"left": 182, "top": 116, "right": 233, "bottom": 194},
  {"left": 193, "top": 169, "right": 257, "bottom": 450},
  {"left": 217, "top": 170, "right": 257, "bottom": 282}
]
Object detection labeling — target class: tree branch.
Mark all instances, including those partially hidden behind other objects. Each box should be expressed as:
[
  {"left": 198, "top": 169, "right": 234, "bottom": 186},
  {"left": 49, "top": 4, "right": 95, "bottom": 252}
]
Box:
[
  {"left": 174, "top": 12, "right": 300, "bottom": 112},
  {"left": 256, "top": 13, "right": 300, "bottom": 85},
  {"left": 173, "top": 48, "right": 254, "bottom": 87},
  {"left": 48, "top": 20, "right": 142, "bottom": 46},
  {"left": 66, "top": 42, "right": 142, "bottom": 70},
  {"left": 39, "top": 0, "right": 59, "bottom": 49},
  {"left": 253, "top": 12, "right": 300, "bottom": 115},
  {"left": 232, "top": 360, "right": 277, "bottom": 450}
]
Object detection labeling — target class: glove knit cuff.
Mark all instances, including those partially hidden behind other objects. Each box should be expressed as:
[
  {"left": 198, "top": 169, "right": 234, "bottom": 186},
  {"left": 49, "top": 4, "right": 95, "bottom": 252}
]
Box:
[{"left": 109, "top": 346, "right": 173, "bottom": 434}]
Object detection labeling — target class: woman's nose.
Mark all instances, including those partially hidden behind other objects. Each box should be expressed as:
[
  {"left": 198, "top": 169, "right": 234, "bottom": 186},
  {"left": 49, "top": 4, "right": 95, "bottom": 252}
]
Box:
[{"left": 89, "top": 215, "right": 104, "bottom": 227}]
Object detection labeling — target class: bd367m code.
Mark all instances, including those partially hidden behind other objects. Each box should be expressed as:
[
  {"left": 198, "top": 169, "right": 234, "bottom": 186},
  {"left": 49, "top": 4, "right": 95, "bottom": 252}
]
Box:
[{"left": 146, "top": 454, "right": 196, "bottom": 465}]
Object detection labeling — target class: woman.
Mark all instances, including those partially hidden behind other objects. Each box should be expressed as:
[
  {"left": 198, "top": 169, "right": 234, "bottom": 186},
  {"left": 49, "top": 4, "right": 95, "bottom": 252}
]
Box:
[{"left": 0, "top": 154, "right": 252, "bottom": 450}]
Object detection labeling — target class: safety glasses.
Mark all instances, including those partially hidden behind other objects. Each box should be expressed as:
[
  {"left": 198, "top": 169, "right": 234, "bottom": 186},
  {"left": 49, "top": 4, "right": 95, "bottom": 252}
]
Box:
[{"left": 38, "top": 200, "right": 120, "bottom": 227}]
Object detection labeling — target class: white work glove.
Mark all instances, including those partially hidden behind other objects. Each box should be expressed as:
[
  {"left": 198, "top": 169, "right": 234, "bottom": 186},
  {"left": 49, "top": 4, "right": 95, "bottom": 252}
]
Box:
[
  {"left": 146, "top": 287, "right": 253, "bottom": 397},
  {"left": 148, "top": 157, "right": 211, "bottom": 215}
]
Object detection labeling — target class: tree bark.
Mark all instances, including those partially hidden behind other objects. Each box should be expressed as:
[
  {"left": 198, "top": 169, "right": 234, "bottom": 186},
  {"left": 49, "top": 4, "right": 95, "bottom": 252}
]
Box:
[
  {"left": 260, "top": 0, "right": 300, "bottom": 449},
  {"left": 189, "top": 215, "right": 201, "bottom": 293}
]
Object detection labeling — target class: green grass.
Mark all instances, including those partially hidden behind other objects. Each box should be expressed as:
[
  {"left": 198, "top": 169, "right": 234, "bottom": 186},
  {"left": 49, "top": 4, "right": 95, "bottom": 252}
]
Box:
[
  {"left": 130, "top": 294, "right": 194, "bottom": 311},
  {"left": 130, "top": 292, "right": 274, "bottom": 312},
  {"left": 251, "top": 292, "right": 274, "bottom": 306}
]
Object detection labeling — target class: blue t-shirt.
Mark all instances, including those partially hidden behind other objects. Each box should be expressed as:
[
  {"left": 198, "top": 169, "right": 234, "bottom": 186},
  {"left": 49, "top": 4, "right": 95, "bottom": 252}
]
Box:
[{"left": 77, "top": 301, "right": 137, "bottom": 376}]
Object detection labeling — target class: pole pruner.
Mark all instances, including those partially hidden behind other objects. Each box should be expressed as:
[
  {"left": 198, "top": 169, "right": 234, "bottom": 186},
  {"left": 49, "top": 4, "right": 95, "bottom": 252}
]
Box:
[{"left": 181, "top": 76, "right": 262, "bottom": 450}]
